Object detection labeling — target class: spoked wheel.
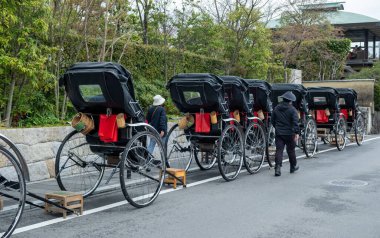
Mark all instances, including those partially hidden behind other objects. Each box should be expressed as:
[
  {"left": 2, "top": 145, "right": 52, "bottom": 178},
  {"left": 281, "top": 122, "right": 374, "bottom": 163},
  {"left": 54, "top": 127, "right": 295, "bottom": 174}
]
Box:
[
  {"left": 194, "top": 148, "right": 217, "bottom": 170},
  {"left": 266, "top": 124, "right": 276, "bottom": 167},
  {"left": 303, "top": 118, "right": 318, "bottom": 158},
  {"left": 120, "top": 131, "right": 166, "bottom": 208},
  {"left": 217, "top": 124, "right": 244, "bottom": 181},
  {"left": 335, "top": 117, "right": 347, "bottom": 151},
  {"left": 165, "top": 124, "right": 193, "bottom": 171},
  {"left": 354, "top": 114, "right": 365, "bottom": 146},
  {"left": 55, "top": 131, "right": 105, "bottom": 198},
  {"left": 244, "top": 122, "right": 266, "bottom": 174},
  {"left": 0, "top": 147, "right": 26, "bottom": 238}
]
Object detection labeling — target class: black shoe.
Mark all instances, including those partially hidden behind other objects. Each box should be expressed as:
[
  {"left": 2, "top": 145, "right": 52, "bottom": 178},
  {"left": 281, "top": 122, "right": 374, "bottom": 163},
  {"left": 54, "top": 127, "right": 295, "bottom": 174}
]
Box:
[
  {"left": 275, "top": 166, "right": 281, "bottom": 176},
  {"left": 290, "top": 165, "right": 299, "bottom": 173}
]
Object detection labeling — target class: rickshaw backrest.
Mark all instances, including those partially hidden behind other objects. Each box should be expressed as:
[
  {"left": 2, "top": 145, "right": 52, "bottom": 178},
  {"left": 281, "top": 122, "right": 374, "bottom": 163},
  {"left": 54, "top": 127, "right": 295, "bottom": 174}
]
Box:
[
  {"left": 336, "top": 88, "right": 358, "bottom": 110},
  {"left": 271, "top": 83, "right": 308, "bottom": 112},
  {"left": 244, "top": 79, "right": 272, "bottom": 112},
  {"left": 220, "top": 76, "right": 252, "bottom": 114},
  {"left": 61, "top": 62, "right": 144, "bottom": 122},
  {"left": 307, "top": 87, "right": 340, "bottom": 111}
]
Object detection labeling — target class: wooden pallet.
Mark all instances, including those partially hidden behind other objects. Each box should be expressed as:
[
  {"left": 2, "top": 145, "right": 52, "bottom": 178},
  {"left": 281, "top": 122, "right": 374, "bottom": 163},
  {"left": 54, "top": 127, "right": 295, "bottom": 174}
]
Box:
[
  {"left": 329, "top": 136, "right": 344, "bottom": 145},
  {"left": 317, "top": 128, "right": 328, "bottom": 137},
  {"left": 45, "top": 191, "right": 83, "bottom": 218}
]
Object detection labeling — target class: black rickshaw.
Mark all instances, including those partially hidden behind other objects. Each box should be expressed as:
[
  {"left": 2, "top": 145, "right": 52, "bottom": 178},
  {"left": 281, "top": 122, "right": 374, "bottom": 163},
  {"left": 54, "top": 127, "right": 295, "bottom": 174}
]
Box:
[
  {"left": 166, "top": 73, "right": 263, "bottom": 181},
  {"left": 1, "top": 62, "right": 169, "bottom": 238},
  {"left": 271, "top": 84, "right": 318, "bottom": 158},
  {"left": 55, "top": 62, "right": 167, "bottom": 208},
  {"left": 336, "top": 88, "right": 365, "bottom": 145},
  {"left": 307, "top": 87, "right": 347, "bottom": 151},
  {"left": 221, "top": 76, "right": 267, "bottom": 174},
  {"left": 243, "top": 79, "right": 275, "bottom": 166}
]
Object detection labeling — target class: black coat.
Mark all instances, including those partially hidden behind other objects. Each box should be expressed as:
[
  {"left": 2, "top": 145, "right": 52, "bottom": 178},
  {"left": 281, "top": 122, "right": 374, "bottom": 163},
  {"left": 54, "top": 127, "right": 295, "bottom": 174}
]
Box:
[
  {"left": 271, "top": 102, "right": 299, "bottom": 136},
  {"left": 146, "top": 106, "right": 168, "bottom": 136}
]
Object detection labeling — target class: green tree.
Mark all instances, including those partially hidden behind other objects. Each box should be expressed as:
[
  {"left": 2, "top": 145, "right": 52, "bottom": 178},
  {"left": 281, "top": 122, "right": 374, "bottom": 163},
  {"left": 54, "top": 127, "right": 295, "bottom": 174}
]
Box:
[
  {"left": 220, "top": 4, "right": 272, "bottom": 78},
  {"left": 273, "top": 0, "right": 343, "bottom": 81},
  {"left": 0, "top": 0, "right": 53, "bottom": 127}
]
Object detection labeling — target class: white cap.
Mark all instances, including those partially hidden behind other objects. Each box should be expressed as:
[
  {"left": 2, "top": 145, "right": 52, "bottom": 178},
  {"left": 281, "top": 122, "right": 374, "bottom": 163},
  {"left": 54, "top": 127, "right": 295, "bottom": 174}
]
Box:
[{"left": 153, "top": 95, "right": 165, "bottom": 106}]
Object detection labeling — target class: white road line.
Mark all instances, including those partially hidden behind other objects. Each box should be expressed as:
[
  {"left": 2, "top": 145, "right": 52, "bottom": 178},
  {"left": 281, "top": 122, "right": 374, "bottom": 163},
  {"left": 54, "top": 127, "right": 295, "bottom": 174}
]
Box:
[{"left": 8, "top": 136, "right": 380, "bottom": 236}]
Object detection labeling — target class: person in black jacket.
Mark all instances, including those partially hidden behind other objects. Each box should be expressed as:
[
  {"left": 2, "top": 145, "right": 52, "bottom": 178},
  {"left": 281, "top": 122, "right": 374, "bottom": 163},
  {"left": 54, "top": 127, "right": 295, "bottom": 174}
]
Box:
[
  {"left": 271, "top": 91, "right": 300, "bottom": 176},
  {"left": 147, "top": 95, "right": 168, "bottom": 153}
]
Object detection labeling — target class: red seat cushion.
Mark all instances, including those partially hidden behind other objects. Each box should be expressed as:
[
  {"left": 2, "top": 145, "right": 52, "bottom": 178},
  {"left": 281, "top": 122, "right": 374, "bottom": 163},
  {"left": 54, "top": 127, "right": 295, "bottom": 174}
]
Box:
[
  {"left": 341, "top": 109, "right": 348, "bottom": 119},
  {"left": 316, "top": 110, "right": 329, "bottom": 123},
  {"left": 195, "top": 113, "right": 211, "bottom": 133}
]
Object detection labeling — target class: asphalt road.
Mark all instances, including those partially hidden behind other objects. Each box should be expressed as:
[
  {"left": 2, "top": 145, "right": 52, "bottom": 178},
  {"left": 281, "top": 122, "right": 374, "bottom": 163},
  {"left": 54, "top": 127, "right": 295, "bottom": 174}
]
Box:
[{"left": 9, "top": 136, "right": 380, "bottom": 238}]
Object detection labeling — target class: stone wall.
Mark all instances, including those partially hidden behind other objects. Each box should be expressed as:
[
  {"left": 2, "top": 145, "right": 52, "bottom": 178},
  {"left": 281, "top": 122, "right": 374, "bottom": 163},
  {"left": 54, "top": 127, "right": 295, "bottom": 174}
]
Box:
[{"left": 0, "top": 127, "right": 73, "bottom": 181}]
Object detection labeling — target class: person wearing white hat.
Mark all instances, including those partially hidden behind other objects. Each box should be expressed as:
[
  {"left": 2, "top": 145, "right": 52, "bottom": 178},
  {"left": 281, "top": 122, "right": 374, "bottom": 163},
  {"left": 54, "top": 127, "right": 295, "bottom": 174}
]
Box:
[
  {"left": 271, "top": 91, "right": 300, "bottom": 176},
  {"left": 147, "top": 95, "right": 167, "bottom": 153}
]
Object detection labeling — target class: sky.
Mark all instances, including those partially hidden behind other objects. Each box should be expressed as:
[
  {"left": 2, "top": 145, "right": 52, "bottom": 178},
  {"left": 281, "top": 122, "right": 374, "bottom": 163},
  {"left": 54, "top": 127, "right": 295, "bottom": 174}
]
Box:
[{"left": 342, "top": 0, "right": 380, "bottom": 20}]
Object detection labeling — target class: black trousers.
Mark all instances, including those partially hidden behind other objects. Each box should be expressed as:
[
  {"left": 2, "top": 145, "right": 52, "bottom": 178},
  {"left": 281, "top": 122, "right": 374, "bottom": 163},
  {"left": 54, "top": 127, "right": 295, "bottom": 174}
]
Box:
[{"left": 275, "top": 134, "right": 297, "bottom": 167}]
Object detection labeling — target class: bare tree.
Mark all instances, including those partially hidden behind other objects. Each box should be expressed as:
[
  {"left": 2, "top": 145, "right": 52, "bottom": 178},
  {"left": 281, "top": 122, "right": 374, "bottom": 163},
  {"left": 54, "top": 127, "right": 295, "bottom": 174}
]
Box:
[
  {"left": 135, "top": 0, "right": 154, "bottom": 44},
  {"left": 273, "top": 0, "right": 332, "bottom": 81}
]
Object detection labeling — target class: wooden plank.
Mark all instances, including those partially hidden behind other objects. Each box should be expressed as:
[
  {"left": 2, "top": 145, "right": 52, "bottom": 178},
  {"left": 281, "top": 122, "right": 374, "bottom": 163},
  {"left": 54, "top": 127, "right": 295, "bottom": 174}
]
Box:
[
  {"left": 164, "top": 169, "right": 186, "bottom": 189},
  {"left": 0, "top": 195, "right": 3, "bottom": 210}
]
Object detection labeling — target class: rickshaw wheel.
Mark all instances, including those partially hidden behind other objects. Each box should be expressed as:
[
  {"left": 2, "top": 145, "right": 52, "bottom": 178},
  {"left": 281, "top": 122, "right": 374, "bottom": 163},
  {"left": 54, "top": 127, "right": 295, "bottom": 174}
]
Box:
[
  {"left": 266, "top": 124, "right": 276, "bottom": 167},
  {"left": 165, "top": 124, "right": 193, "bottom": 171},
  {"left": 120, "top": 130, "right": 165, "bottom": 208},
  {"left": 0, "top": 134, "right": 29, "bottom": 181},
  {"left": 217, "top": 124, "right": 244, "bottom": 181},
  {"left": 244, "top": 122, "right": 266, "bottom": 174},
  {"left": 303, "top": 118, "right": 318, "bottom": 158},
  {"left": 335, "top": 117, "right": 347, "bottom": 151},
  {"left": 354, "top": 114, "right": 365, "bottom": 146},
  {"left": 194, "top": 148, "right": 217, "bottom": 170},
  {"left": 0, "top": 148, "right": 26, "bottom": 238},
  {"left": 55, "top": 131, "right": 105, "bottom": 198}
]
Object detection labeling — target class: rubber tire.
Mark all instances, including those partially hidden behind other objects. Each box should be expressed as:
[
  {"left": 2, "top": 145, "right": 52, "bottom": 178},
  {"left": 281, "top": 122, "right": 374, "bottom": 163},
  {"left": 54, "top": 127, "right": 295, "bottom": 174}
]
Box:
[
  {"left": 266, "top": 124, "right": 275, "bottom": 168},
  {"left": 244, "top": 122, "right": 266, "bottom": 174},
  {"left": 335, "top": 117, "right": 347, "bottom": 151},
  {"left": 0, "top": 147, "right": 26, "bottom": 238},
  {"left": 354, "top": 114, "right": 365, "bottom": 146},
  {"left": 55, "top": 130, "right": 105, "bottom": 198},
  {"left": 164, "top": 123, "right": 193, "bottom": 171},
  {"left": 194, "top": 147, "right": 217, "bottom": 170},
  {"left": 217, "top": 124, "right": 244, "bottom": 181},
  {"left": 303, "top": 118, "right": 318, "bottom": 158},
  {"left": 119, "top": 131, "right": 166, "bottom": 208}
]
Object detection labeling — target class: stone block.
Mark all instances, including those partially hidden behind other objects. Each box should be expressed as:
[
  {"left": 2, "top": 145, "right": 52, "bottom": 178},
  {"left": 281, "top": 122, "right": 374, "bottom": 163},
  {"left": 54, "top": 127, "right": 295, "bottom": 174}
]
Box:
[
  {"left": 45, "top": 158, "right": 56, "bottom": 178},
  {"left": 0, "top": 126, "right": 73, "bottom": 146},
  {"left": 28, "top": 161, "right": 50, "bottom": 181}
]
